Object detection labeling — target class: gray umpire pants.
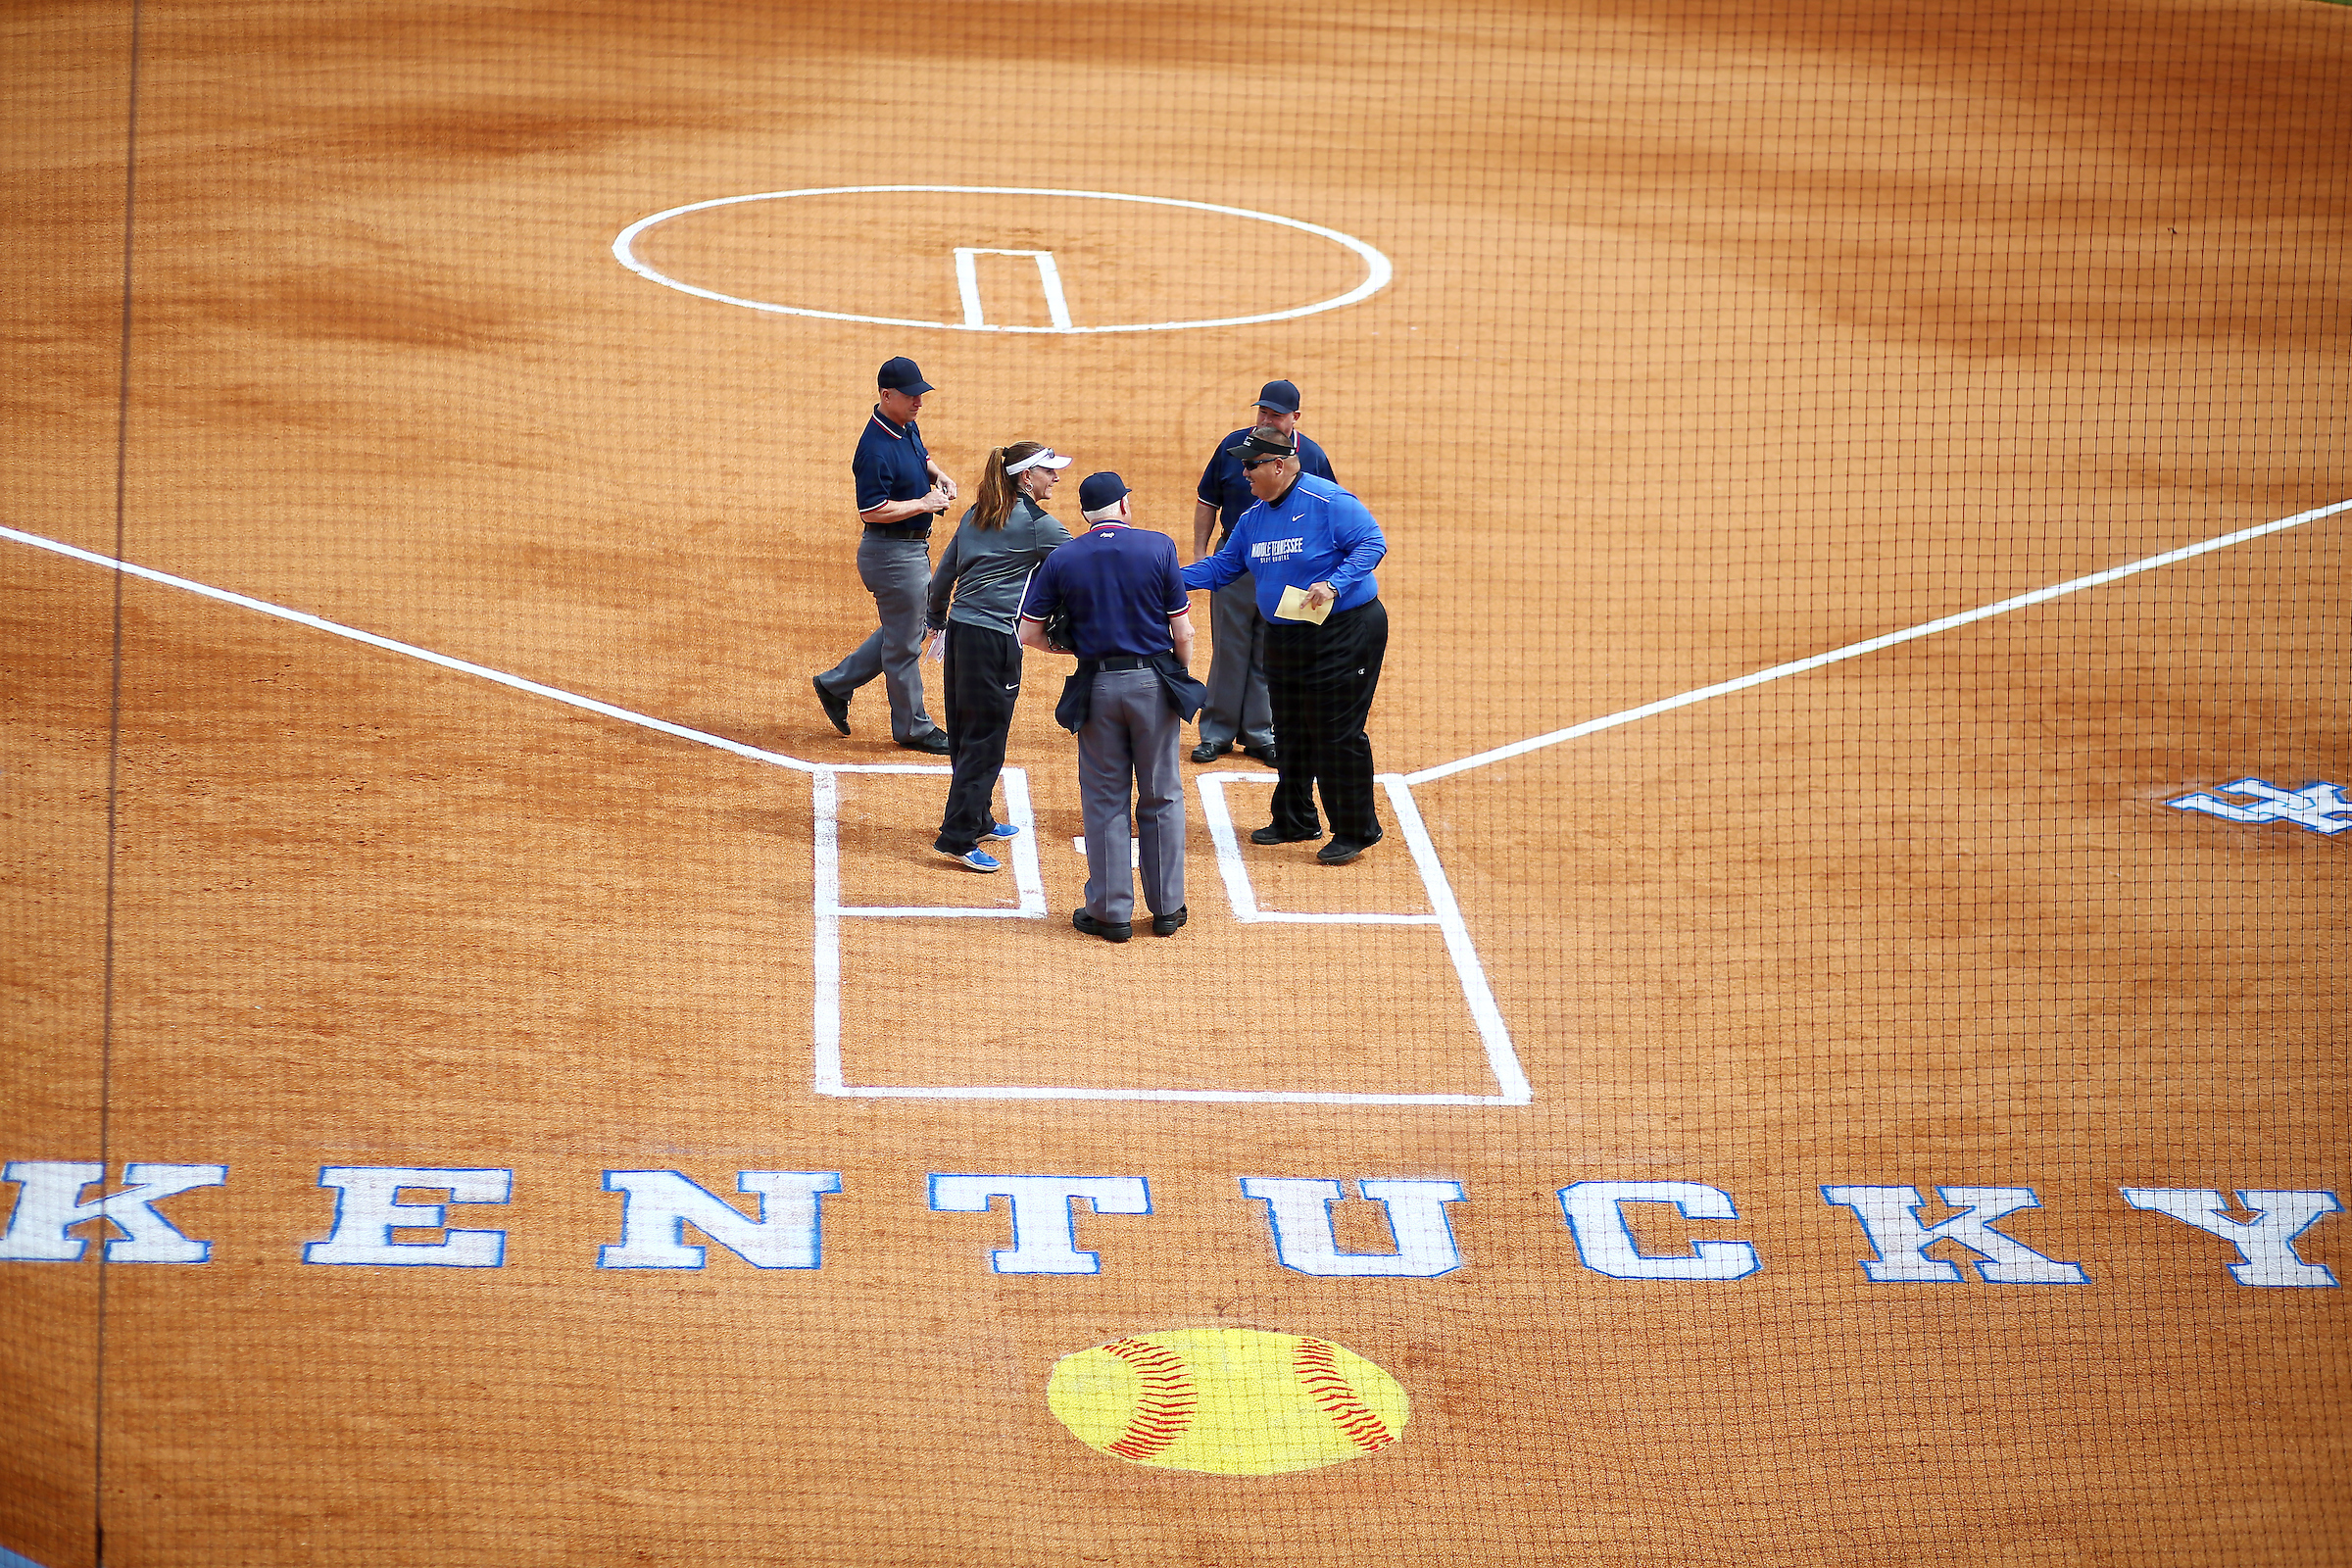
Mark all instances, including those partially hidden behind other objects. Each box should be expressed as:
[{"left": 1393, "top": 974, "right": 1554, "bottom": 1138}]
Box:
[
  {"left": 1079, "top": 668, "right": 1185, "bottom": 924},
  {"left": 818, "top": 532, "right": 935, "bottom": 744},
  {"left": 1199, "top": 571, "right": 1274, "bottom": 751}
]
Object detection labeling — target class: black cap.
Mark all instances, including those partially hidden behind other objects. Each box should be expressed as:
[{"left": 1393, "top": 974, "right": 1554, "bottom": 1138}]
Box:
[
  {"left": 1253, "top": 379, "right": 1301, "bottom": 414},
  {"left": 1225, "top": 427, "right": 1298, "bottom": 462},
  {"left": 878, "top": 356, "right": 934, "bottom": 395},
  {"left": 1078, "top": 471, "right": 1131, "bottom": 513}
]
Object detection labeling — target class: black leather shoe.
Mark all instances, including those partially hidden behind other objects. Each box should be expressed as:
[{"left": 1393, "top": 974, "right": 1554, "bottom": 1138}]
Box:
[
  {"left": 1316, "top": 832, "right": 1383, "bottom": 865},
  {"left": 1190, "top": 740, "right": 1231, "bottom": 763},
  {"left": 1250, "top": 824, "right": 1321, "bottom": 846},
  {"left": 900, "top": 730, "right": 952, "bottom": 755},
  {"left": 1238, "top": 742, "right": 1279, "bottom": 767},
  {"left": 1151, "top": 906, "right": 1188, "bottom": 938},
  {"left": 812, "top": 677, "right": 851, "bottom": 735},
  {"left": 1072, "top": 908, "right": 1132, "bottom": 943}
]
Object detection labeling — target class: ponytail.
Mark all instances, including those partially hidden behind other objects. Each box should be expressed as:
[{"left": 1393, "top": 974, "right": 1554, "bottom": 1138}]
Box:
[{"left": 972, "top": 440, "right": 1049, "bottom": 530}]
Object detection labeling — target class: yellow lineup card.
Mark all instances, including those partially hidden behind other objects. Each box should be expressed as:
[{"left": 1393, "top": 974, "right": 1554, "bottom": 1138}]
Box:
[{"left": 1275, "top": 584, "right": 1331, "bottom": 624}]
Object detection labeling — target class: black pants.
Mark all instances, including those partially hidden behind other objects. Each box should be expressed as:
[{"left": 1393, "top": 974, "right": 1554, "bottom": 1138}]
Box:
[
  {"left": 1263, "top": 598, "right": 1388, "bottom": 844},
  {"left": 936, "top": 622, "right": 1021, "bottom": 853}
]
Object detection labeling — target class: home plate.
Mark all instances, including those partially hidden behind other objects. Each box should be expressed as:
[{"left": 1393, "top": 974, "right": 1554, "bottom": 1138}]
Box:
[{"left": 1071, "top": 836, "right": 1142, "bottom": 866}]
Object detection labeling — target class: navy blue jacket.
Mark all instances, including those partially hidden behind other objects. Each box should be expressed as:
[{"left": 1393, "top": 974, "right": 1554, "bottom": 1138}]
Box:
[{"left": 853, "top": 407, "right": 935, "bottom": 537}]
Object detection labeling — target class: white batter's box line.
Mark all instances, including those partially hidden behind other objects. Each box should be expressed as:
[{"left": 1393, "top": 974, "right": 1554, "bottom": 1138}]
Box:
[
  {"left": 2167, "top": 778, "right": 2352, "bottom": 836},
  {"left": 1195, "top": 772, "right": 1438, "bottom": 926},
  {"left": 1190, "top": 771, "right": 1529, "bottom": 1104},
  {"left": 814, "top": 763, "right": 1049, "bottom": 921},
  {"left": 812, "top": 767, "right": 1531, "bottom": 1107}
]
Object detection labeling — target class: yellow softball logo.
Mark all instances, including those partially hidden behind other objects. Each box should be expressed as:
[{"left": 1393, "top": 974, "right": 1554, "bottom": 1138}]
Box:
[{"left": 1046, "top": 1328, "right": 1408, "bottom": 1476}]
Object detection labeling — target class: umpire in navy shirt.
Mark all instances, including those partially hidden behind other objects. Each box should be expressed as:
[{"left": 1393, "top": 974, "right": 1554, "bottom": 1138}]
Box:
[
  {"left": 1019, "top": 473, "right": 1200, "bottom": 943},
  {"left": 1190, "top": 379, "right": 1335, "bottom": 766},
  {"left": 811, "top": 356, "right": 956, "bottom": 754}
]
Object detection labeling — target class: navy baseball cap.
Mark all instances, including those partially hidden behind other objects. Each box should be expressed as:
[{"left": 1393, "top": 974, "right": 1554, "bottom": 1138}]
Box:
[
  {"left": 1226, "top": 427, "right": 1298, "bottom": 461},
  {"left": 1078, "top": 471, "right": 1131, "bottom": 513},
  {"left": 1253, "top": 379, "right": 1301, "bottom": 414},
  {"left": 878, "top": 356, "right": 934, "bottom": 395}
]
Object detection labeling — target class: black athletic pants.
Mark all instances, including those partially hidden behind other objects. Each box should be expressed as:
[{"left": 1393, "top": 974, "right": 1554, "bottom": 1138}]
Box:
[
  {"left": 936, "top": 622, "right": 1021, "bottom": 853},
  {"left": 1262, "top": 598, "right": 1388, "bottom": 845}
]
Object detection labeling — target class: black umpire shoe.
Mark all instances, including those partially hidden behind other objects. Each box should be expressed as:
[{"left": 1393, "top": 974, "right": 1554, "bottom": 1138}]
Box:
[
  {"left": 1315, "top": 832, "right": 1383, "bottom": 865},
  {"left": 1151, "top": 906, "right": 1188, "bottom": 938},
  {"left": 812, "top": 676, "right": 851, "bottom": 735},
  {"left": 1250, "top": 824, "right": 1322, "bottom": 846},
  {"left": 899, "top": 729, "right": 952, "bottom": 755},
  {"left": 1190, "top": 740, "right": 1230, "bottom": 763},
  {"left": 1072, "top": 908, "right": 1132, "bottom": 943},
  {"left": 1238, "top": 741, "right": 1279, "bottom": 767}
]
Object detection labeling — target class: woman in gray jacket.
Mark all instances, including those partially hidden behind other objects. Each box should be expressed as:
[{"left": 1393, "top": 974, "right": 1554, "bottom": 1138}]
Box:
[{"left": 923, "top": 440, "right": 1073, "bottom": 870}]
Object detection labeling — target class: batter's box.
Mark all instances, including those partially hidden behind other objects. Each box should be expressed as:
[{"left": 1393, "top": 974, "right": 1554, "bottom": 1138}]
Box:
[
  {"left": 808, "top": 767, "right": 1529, "bottom": 1106},
  {"left": 819, "top": 763, "right": 1043, "bottom": 914},
  {"left": 1195, "top": 772, "right": 1433, "bottom": 918}
]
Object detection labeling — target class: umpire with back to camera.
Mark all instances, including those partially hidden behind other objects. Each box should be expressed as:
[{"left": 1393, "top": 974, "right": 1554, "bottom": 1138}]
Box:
[
  {"left": 1182, "top": 426, "right": 1389, "bottom": 865},
  {"left": 1018, "top": 472, "right": 1204, "bottom": 943},
  {"left": 1190, "top": 378, "right": 1337, "bottom": 766},
  {"left": 922, "top": 440, "right": 1074, "bottom": 872}
]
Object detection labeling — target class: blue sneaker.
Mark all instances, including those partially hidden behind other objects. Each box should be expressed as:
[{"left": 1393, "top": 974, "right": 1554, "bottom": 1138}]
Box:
[
  {"left": 940, "top": 846, "right": 1002, "bottom": 873},
  {"left": 985, "top": 823, "right": 1020, "bottom": 841}
]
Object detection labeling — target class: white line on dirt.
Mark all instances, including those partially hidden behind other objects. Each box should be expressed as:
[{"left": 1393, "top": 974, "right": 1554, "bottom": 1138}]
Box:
[{"left": 1406, "top": 495, "right": 2352, "bottom": 786}]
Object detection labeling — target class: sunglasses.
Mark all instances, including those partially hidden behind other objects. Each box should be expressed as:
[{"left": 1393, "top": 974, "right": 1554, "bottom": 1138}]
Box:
[{"left": 1240, "top": 456, "right": 1288, "bottom": 470}]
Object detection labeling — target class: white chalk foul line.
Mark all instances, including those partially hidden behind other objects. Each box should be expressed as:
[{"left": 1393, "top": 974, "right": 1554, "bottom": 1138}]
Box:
[
  {"left": 1406, "top": 496, "right": 2352, "bottom": 786},
  {"left": 0, "top": 522, "right": 824, "bottom": 776}
]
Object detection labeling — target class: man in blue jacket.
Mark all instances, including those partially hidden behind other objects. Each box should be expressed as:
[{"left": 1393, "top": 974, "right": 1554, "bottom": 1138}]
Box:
[
  {"left": 1182, "top": 428, "right": 1388, "bottom": 864},
  {"left": 1189, "top": 379, "right": 1336, "bottom": 766}
]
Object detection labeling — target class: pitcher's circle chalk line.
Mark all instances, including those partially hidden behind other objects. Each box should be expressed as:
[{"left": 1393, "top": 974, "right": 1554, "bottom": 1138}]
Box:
[{"left": 611, "top": 184, "right": 1394, "bottom": 334}]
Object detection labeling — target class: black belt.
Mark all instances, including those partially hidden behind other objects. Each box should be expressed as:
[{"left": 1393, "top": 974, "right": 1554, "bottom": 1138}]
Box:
[
  {"left": 1094, "top": 654, "right": 1165, "bottom": 672},
  {"left": 863, "top": 521, "right": 931, "bottom": 540}
]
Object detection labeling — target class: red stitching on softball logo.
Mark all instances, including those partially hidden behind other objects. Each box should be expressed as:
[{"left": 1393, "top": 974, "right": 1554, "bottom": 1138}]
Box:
[
  {"left": 1292, "top": 1338, "right": 1396, "bottom": 1453},
  {"left": 1102, "top": 1338, "right": 1198, "bottom": 1460}
]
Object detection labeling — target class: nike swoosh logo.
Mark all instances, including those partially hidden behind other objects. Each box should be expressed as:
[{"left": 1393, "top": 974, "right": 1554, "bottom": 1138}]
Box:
[{"left": 1290, "top": 513, "right": 1305, "bottom": 521}]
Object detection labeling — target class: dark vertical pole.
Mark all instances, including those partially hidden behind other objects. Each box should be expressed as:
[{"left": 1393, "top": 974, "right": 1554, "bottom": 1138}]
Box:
[{"left": 95, "top": 2, "right": 146, "bottom": 1562}]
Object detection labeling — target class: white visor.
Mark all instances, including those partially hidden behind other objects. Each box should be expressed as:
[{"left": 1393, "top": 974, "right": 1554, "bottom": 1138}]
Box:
[{"left": 1004, "top": 448, "right": 1072, "bottom": 476}]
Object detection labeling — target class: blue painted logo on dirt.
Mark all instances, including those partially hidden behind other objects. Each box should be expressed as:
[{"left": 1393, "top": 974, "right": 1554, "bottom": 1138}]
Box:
[{"left": 2167, "top": 778, "right": 2351, "bottom": 836}]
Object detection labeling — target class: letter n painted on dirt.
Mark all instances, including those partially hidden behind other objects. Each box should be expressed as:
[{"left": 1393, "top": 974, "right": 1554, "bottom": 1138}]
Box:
[{"left": 598, "top": 1170, "right": 841, "bottom": 1269}]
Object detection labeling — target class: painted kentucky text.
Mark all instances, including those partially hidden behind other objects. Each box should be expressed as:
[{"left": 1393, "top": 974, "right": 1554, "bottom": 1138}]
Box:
[{"left": 0, "top": 1162, "right": 2340, "bottom": 1287}]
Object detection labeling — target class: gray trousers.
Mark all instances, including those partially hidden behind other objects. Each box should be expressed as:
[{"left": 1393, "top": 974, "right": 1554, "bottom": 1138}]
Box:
[
  {"left": 1198, "top": 571, "right": 1273, "bottom": 751},
  {"left": 1079, "top": 668, "right": 1185, "bottom": 924},
  {"left": 818, "top": 533, "right": 935, "bottom": 743}
]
